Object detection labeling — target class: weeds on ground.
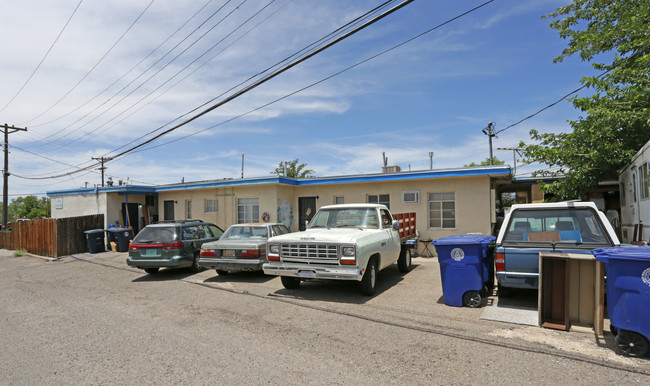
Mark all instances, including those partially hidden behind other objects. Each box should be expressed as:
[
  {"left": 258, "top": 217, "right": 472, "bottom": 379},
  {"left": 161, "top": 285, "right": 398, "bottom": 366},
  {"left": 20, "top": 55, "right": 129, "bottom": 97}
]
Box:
[{"left": 13, "top": 249, "right": 28, "bottom": 257}]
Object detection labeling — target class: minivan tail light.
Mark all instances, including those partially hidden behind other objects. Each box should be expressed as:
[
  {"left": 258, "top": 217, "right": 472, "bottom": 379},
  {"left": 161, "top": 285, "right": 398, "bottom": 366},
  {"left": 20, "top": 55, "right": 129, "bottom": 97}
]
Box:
[
  {"left": 163, "top": 241, "right": 184, "bottom": 250},
  {"left": 495, "top": 252, "right": 505, "bottom": 272}
]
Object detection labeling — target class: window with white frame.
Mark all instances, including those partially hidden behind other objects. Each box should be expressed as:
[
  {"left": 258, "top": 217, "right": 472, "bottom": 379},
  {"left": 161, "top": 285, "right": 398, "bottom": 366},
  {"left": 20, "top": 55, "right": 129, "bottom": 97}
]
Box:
[
  {"left": 204, "top": 199, "right": 218, "bottom": 213},
  {"left": 368, "top": 194, "right": 390, "bottom": 209},
  {"left": 429, "top": 192, "right": 455, "bottom": 228},
  {"left": 237, "top": 198, "right": 259, "bottom": 223},
  {"left": 639, "top": 163, "right": 649, "bottom": 200},
  {"left": 185, "top": 200, "right": 192, "bottom": 219}
]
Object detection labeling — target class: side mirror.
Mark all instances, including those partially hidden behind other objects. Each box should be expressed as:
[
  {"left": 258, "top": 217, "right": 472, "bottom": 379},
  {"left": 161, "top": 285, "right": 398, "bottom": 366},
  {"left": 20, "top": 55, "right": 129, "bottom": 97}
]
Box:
[{"left": 392, "top": 220, "right": 400, "bottom": 231}]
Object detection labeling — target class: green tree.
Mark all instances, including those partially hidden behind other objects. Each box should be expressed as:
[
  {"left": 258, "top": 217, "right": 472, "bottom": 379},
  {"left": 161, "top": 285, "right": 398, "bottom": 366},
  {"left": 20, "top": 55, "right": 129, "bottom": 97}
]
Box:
[
  {"left": 8, "top": 196, "right": 50, "bottom": 220},
  {"left": 271, "top": 159, "right": 315, "bottom": 178},
  {"left": 520, "top": 0, "right": 650, "bottom": 200},
  {"left": 464, "top": 157, "right": 504, "bottom": 167}
]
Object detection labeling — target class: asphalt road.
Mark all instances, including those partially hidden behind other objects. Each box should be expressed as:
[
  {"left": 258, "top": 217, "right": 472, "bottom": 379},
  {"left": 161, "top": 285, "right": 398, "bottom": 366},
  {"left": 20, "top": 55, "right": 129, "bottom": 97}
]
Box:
[{"left": 1, "top": 250, "right": 648, "bottom": 385}]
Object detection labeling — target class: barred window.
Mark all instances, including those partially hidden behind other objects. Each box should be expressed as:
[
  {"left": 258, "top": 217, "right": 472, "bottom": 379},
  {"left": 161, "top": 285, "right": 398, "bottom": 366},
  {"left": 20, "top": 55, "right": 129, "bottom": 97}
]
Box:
[{"left": 205, "top": 199, "right": 218, "bottom": 213}]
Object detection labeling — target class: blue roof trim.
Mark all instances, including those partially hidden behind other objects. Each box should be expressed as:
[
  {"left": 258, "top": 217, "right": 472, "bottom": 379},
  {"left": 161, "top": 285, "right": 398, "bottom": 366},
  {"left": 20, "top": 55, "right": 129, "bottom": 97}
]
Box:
[
  {"left": 297, "top": 167, "right": 509, "bottom": 185},
  {"left": 47, "top": 185, "right": 157, "bottom": 197},
  {"left": 46, "top": 167, "right": 510, "bottom": 196}
]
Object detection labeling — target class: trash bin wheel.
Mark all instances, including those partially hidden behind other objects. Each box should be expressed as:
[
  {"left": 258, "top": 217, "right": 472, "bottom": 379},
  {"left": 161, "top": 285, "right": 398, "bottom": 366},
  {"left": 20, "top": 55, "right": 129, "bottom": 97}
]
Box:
[
  {"left": 281, "top": 276, "right": 300, "bottom": 290},
  {"left": 615, "top": 330, "right": 649, "bottom": 357},
  {"left": 609, "top": 323, "right": 618, "bottom": 337},
  {"left": 462, "top": 291, "right": 482, "bottom": 308},
  {"left": 144, "top": 268, "right": 159, "bottom": 274}
]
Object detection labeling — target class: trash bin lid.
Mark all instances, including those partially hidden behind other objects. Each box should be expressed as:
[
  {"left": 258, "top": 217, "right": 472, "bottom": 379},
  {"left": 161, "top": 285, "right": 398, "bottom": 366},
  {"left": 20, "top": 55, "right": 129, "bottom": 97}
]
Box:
[
  {"left": 84, "top": 229, "right": 105, "bottom": 234},
  {"left": 592, "top": 246, "right": 650, "bottom": 263},
  {"left": 431, "top": 234, "right": 495, "bottom": 245}
]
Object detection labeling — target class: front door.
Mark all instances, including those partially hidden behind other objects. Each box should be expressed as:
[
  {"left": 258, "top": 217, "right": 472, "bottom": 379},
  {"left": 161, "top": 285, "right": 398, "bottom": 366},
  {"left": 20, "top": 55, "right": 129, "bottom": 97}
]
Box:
[
  {"left": 121, "top": 203, "right": 140, "bottom": 232},
  {"left": 298, "top": 197, "right": 317, "bottom": 231},
  {"left": 164, "top": 200, "right": 175, "bottom": 221}
]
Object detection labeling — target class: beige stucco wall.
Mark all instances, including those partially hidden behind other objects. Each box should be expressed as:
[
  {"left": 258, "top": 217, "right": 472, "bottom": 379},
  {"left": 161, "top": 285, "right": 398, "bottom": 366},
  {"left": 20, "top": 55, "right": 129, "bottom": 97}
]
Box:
[
  {"left": 51, "top": 192, "right": 107, "bottom": 224},
  {"left": 157, "top": 184, "right": 281, "bottom": 229},
  {"left": 291, "top": 175, "right": 493, "bottom": 239}
]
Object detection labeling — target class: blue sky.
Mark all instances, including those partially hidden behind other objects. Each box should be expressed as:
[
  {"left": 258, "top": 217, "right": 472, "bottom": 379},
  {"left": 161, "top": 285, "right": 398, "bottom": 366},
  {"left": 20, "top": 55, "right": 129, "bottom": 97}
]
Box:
[{"left": 0, "top": 0, "right": 594, "bottom": 196}]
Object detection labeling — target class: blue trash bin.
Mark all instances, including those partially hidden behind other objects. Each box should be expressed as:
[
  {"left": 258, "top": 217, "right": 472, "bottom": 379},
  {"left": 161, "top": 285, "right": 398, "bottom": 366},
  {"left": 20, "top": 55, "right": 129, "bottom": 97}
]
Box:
[
  {"left": 592, "top": 246, "right": 650, "bottom": 357},
  {"left": 431, "top": 234, "right": 496, "bottom": 308}
]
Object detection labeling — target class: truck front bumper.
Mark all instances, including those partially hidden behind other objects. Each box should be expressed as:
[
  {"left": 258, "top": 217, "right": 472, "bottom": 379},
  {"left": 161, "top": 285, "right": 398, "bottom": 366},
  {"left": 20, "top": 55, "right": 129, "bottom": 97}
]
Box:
[{"left": 263, "top": 263, "right": 364, "bottom": 281}]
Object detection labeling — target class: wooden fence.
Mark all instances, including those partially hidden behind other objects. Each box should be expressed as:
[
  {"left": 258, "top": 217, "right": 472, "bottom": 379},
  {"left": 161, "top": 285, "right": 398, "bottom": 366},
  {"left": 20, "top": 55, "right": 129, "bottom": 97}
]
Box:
[{"left": 0, "top": 214, "right": 104, "bottom": 257}]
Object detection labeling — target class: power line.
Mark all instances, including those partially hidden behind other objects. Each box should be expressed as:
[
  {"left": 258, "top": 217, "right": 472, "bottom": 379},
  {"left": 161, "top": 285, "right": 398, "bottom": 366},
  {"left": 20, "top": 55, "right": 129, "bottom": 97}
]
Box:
[
  {"left": 25, "top": 0, "right": 217, "bottom": 133},
  {"left": 19, "top": 0, "right": 156, "bottom": 125},
  {"left": 495, "top": 67, "right": 617, "bottom": 135},
  {"left": 0, "top": 0, "right": 83, "bottom": 114},
  {"left": 130, "top": 0, "right": 499, "bottom": 154},
  {"left": 33, "top": 0, "right": 255, "bottom": 153},
  {"left": 13, "top": 0, "right": 496, "bottom": 181},
  {"left": 13, "top": 0, "right": 401, "bottom": 177}
]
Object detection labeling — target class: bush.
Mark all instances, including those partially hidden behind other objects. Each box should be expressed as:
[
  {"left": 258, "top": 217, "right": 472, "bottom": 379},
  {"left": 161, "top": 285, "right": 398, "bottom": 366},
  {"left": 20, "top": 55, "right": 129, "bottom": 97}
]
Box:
[{"left": 13, "top": 249, "right": 27, "bottom": 257}]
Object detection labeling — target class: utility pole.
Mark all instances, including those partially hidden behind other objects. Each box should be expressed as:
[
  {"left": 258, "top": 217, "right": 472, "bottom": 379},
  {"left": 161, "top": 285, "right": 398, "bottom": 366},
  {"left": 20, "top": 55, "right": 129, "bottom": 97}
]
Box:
[
  {"left": 482, "top": 122, "right": 496, "bottom": 165},
  {"left": 91, "top": 156, "right": 112, "bottom": 187},
  {"left": 2, "top": 124, "right": 27, "bottom": 229}
]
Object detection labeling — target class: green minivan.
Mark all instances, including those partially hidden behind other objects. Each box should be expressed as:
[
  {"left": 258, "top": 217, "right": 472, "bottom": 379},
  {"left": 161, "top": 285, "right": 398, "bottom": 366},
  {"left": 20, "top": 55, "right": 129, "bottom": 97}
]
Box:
[{"left": 127, "top": 220, "right": 224, "bottom": 274}]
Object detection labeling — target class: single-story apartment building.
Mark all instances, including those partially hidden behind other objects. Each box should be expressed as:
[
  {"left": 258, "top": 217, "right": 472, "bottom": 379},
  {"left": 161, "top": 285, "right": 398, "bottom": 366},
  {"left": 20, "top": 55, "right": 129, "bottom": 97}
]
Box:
[{"left": 47, "top": 166, "right": 512, "bottom": 248}]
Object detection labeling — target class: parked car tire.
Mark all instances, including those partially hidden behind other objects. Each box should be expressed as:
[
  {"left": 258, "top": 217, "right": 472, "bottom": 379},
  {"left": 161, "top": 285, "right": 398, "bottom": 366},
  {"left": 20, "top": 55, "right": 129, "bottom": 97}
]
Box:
[
  {"left": 359, "top": 257, "right": 377, "bottom": 296},
  {"left": 397, "top": 247, "right": 412, "bottom": 273},
  {"left": 615, "top": 330, "right": 649, "bottom": 357},
  {"left": 144, "top": 268, "right": 159, "bottom": 274},
  {"left": 281, "top": 276, "right": 300, "bottom": 289},
  {"left": 216, "top": 269, "right": 229, "bottom": 276}
]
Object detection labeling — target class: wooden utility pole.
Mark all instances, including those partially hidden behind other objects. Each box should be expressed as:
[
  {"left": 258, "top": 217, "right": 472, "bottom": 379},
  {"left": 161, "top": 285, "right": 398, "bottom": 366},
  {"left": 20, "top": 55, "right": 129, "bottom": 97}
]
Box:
[
  {"left": 91, "top": 156, "right": 111, "bottom": 187},
  {"left": 2, "top": 124, "right": 27, "bottom": 229}
]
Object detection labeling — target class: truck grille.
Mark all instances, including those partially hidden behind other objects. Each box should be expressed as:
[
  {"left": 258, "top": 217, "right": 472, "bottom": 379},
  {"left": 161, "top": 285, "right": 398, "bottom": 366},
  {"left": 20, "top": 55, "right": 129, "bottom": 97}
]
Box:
[{"left": 280, "top": 243, "right": 339, "bottom": 261}]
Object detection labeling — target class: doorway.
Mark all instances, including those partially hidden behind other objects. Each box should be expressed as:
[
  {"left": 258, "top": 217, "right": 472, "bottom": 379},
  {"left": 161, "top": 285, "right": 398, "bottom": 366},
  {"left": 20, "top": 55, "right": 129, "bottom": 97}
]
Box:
[
  {"left": 163, "top": 200, "right": 175, "bottom": 221},
  {"left": 298, "top": 197, "right": 317, "bottom": 231}
]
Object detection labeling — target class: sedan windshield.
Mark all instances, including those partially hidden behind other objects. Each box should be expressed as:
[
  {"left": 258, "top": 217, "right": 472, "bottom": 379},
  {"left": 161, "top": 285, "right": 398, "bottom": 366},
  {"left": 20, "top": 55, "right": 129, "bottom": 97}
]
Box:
[
  {"left": 222, "top": 226, "right": 268, "bottom": 240},
  {"left": 308, "top": 208, "right": 379, "bottom": 229}
]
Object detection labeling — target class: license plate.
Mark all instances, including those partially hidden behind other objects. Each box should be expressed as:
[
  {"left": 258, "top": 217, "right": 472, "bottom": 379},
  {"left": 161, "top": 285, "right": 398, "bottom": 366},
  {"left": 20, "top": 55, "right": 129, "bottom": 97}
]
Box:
[
  {"left": 144, "top": 249, "right": 157, "bottom": 256},
  {"left": 297, "top": 270, "right": 316, "bottom": 278},
  {"left": 222, "top": 250, "right": 235, "bottom": 257}
]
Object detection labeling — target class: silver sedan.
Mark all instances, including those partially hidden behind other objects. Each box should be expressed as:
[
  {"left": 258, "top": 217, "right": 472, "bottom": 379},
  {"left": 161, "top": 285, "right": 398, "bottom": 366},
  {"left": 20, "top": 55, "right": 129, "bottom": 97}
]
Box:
[{"left": 199, "top": 223, "right": 291, "bottom": 275}]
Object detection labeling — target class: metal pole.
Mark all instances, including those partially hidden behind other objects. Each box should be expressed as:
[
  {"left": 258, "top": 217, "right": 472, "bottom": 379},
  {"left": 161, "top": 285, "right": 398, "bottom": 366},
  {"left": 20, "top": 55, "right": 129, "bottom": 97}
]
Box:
[
  {"left": 3, "top": 128, "right": 8, "bottom": 229},
  {"left": 1, "top": 124, "right": 27, "bottom": 230}
]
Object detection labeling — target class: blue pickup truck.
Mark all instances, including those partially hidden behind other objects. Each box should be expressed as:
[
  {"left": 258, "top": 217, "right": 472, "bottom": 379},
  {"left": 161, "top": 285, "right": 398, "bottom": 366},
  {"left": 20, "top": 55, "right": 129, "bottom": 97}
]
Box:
[{"left": 495, "top": 202, "right": 619, "bottom": 292}]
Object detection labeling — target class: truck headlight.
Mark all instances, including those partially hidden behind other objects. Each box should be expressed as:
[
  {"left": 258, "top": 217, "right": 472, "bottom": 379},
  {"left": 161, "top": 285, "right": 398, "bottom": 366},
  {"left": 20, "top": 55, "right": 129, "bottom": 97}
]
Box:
[
  {"left": 269, "top": 244, "right": 279, "bottom": 254},
  {"left": 341, "top": 246, "right": 355, "bottom": 257}
]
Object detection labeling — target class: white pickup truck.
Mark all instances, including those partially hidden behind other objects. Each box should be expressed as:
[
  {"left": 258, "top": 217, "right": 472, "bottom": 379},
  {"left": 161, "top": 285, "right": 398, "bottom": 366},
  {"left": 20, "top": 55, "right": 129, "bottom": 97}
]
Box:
[{"left": 263, "top": 203, "right": 416, "bottom": 296}]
